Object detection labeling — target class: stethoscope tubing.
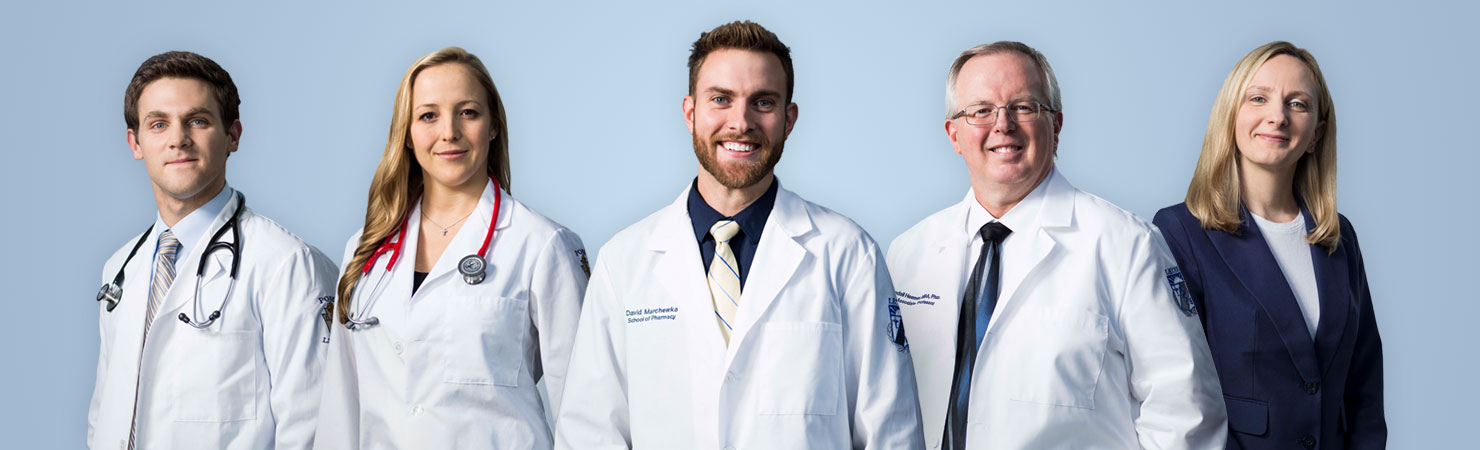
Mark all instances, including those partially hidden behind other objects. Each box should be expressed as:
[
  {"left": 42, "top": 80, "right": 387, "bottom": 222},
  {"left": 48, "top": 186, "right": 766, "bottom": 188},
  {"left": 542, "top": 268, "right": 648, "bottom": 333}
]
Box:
[{"left": 346, "top": 176, "right": 501, "bottom": 330}]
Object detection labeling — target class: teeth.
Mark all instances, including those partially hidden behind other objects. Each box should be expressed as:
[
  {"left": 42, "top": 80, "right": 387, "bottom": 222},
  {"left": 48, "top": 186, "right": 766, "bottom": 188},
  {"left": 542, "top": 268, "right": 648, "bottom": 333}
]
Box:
[
  {"left": 990, "top": 146, "right": 1022, "bottom": 153},
  {"left": 722, "top": 142, "right": 757, "bottom": 152}
]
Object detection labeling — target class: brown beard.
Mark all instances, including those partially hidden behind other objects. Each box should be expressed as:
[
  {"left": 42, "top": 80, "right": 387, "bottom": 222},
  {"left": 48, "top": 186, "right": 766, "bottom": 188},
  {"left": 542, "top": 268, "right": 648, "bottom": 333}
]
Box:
[{"left": 691, "top": 132, "right": 784, "bottom": 189}]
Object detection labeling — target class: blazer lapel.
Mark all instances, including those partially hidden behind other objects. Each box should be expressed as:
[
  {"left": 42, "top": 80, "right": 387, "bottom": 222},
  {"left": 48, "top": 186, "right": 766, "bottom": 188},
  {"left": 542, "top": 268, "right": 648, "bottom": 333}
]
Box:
[
  {"left": 1303, "top": 206, "right": 1351, "bottom": 374},
  {"left": 726, "top": 185, "right": 809, "bottom": 363},
  {"left": 1205, "top": 211, "right": 1320, "bottom": 380}
]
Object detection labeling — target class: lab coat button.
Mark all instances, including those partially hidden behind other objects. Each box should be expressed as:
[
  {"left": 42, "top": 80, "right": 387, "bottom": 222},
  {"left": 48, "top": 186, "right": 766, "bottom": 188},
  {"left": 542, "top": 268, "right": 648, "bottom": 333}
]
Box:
[
  {"left": 393, "top": 342, "right": 404, "bottom": 354},
  {"left": 119, "top": 440, "right": 125, "bottom": 449},
  {"left": 1298, "top": 435, "right": 1316, "bottom": 449},
  {"left": 411, "top": 404, "right": 424, "bottom": 416},
  {"left": 724, "top": 371, "right": 736, "bottom": 382}
]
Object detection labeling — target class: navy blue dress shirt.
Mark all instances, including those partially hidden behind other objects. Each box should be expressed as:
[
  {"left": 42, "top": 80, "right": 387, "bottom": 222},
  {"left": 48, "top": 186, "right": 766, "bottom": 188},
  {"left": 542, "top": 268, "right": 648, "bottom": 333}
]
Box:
[{"left": 687, "top": 178, "right": 778, "bottom": 288}]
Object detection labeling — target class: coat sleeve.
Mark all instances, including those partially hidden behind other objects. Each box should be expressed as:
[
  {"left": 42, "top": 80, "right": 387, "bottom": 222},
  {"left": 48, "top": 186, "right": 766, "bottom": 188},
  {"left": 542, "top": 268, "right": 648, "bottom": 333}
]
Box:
[
  {"left": 528, "top": 228, "right": 589, "bottom": 417},
  {"left": 1151, "top": 209, "right": 1209, "bottom": 331},
  {"left": 553, "top": 250, "right": 632, "bottom": 450},
  {"left": 1121, "top": 229, "right": 1228, "bottom": 450},
  {"left": 313, "top": 236, "right": 362, "bottom": 450},
  {"left": 256, "top": 246, "right": 337, "bottom": 449},
  {"left": 1340, "top": 220, "right": 1387, "bottom": 448},
  {"left": 88, "top": 265, "right": 113, "bottom": 449},
  {"left": 843, "top": 240, "right": 926, "bottom": 449}
]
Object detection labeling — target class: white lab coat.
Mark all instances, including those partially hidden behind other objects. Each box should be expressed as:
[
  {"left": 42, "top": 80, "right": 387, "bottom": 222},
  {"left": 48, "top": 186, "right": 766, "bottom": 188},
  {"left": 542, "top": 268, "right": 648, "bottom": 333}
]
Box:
[
  {"left": 886, "top": 170, "right": 1227, "bottom": 449},
  {"left": 315, "top": 183, "right": 588, "bottom": 449},
  {"left": 89, "top": 192, "right": 337, "bottom": 450},
  {"left": 555, "top": 182, "right": 925, "bottom": 450}
]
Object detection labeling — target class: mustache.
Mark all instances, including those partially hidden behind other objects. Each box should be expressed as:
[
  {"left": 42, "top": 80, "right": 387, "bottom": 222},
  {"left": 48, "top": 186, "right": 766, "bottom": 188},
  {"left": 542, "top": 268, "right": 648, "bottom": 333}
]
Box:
[{"left": 709, "top": 133, "right": 768, "bottom": 146}]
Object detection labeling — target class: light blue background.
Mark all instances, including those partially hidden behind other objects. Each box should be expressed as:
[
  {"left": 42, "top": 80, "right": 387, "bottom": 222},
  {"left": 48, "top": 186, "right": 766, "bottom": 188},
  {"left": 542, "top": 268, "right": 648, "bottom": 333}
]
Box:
[{"left": 2, "top": 0, "right": 1474, "bottom": 447}]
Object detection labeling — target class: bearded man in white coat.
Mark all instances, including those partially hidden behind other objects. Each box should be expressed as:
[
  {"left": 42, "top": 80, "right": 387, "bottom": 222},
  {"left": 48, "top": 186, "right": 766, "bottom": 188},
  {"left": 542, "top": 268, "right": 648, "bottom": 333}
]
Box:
[
  {"left": 89, "top": 51, "right": 337, "bottom": 450},
  {"left": 886, "top": 41, "right": 1228, "bottom": 449},
  {"left": 555, "top": 21, "right": 925, "bottom": 450}
]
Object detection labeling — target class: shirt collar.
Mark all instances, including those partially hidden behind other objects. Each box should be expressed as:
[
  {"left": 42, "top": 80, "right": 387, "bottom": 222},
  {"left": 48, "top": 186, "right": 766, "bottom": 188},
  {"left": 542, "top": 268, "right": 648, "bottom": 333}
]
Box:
[
  {"left": 155, "top": 184, "right": 235, "bottom": 259},
  {"left": 965, "top": 169, "right": 1051, "bottom": 241},
  {"left": 687, "top": 177, "right": 779, "bottom": 245}
]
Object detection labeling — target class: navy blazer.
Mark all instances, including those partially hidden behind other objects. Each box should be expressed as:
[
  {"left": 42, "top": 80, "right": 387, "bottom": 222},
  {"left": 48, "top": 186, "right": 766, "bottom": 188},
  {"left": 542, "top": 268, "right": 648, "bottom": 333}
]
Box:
[{"left": 1154, "top": 203, "right": 1385, "bottom": 450}]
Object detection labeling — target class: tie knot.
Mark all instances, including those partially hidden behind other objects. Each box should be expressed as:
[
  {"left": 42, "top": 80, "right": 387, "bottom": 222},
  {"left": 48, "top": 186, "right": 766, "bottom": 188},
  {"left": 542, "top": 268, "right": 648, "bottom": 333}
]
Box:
[
  {"left": 709, "top": 219, "right": 741, "bottom": 243},
  {"left": 158, "top": 230, "right": 181, "bottom": 256},
  {"left": 979, "top": 221, "right": 1012, "bottom": 243}
]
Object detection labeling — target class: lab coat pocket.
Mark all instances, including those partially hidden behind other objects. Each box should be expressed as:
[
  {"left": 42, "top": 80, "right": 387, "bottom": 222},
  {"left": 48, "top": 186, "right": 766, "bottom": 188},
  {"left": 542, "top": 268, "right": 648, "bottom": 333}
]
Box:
[
  {"left": 171, "top": 330, "right": 259, "bottom": 422},
  {"left": 753, "top": 321, "right": 843, "bottom": 416},
  {"left": 1000, "top": 305, "right": 1109, "bottom": 409},
  {"left": 441, "top": 295, "right": 528, "bottom": 387}
]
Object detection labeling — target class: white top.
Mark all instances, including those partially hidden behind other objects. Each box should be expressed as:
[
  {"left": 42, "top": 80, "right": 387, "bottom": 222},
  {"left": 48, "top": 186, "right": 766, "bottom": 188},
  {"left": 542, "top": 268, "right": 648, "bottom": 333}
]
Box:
[{"left": 1252, "top": 213, "right": 1320, "bottom": 339}]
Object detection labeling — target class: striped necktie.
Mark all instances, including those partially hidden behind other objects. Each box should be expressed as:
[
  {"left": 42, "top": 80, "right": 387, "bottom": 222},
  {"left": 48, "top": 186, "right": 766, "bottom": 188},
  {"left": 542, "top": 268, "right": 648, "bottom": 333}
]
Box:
[
  {"left": 129, "top": 230, "right": 180, "bottom": 449},
  {"left": 707, "top": 219, "right": 742, "bottom": 345}
]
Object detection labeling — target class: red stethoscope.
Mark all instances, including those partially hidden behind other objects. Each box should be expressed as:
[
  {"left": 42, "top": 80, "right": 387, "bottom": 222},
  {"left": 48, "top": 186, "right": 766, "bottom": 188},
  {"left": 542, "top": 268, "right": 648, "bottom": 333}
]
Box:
[{"left": 345, "top": 175, "right": 501, "bottom": 330}]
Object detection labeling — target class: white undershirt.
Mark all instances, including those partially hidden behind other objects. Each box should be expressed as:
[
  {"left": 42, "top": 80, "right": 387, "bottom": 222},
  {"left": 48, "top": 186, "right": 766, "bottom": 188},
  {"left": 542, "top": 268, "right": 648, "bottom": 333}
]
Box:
[{"left": 1252, "top": 213, "right": 1320, "bottom": 339}]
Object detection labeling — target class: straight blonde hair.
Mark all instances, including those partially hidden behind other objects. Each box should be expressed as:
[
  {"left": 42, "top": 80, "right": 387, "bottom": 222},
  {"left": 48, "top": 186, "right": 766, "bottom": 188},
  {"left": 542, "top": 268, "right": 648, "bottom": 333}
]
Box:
[
  {"left": 337, "top": 47, "right": 510, "bottom": 322},
  {"left": 1186, "top": 41, "right": 1340, "bottom": 251}
]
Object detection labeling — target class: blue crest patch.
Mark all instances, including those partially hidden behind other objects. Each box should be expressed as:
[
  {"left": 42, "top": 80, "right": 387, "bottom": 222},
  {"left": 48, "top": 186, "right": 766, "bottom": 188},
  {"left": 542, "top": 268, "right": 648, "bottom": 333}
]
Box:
[
  {"left": 1165, "top": 268, "right": 1196, "bottom": 317},
  {"left": 887, "top": 295, "right": 909, "bottom": 352}
]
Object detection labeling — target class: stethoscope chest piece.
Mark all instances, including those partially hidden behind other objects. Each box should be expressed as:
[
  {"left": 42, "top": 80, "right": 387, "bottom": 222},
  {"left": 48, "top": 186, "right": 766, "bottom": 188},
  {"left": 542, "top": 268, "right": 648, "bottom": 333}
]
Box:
[
  {"left": 459, "top": 254, "right": 488, "bottom": 285},
  {"left": 97, "top": 283, "right": 122, "bottom": 312}
]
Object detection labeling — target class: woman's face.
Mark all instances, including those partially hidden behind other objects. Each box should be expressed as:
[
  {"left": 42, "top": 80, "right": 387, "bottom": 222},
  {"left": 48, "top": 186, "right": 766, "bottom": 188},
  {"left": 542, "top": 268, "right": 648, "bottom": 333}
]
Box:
[
  {"left": 409, "top": 63, "right": 497, "bottom": 191},
  {"left": 1233, "top": 54, "right": 1323, "bottom": 176}
]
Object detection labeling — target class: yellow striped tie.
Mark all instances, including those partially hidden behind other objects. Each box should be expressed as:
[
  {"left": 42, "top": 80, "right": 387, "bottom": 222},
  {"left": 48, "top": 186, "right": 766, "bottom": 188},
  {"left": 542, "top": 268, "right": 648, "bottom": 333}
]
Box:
[
  {"left": 129, "top": 230, "right": 180, "bottom": 449},
  {"left": 708, "top": 220, "right": 742, "bottom": 345}
]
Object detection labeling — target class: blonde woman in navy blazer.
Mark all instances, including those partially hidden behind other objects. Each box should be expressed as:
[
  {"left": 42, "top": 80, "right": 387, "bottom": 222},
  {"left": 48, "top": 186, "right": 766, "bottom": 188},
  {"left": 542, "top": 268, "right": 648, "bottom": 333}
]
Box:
[{"left": 1153, "top": 41, "right": 1385, "bottom": 449}]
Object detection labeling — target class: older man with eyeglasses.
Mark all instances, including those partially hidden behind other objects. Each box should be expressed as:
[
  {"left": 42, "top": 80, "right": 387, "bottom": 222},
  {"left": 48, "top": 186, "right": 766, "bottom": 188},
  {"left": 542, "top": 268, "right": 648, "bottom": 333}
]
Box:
[{"left": 885, "top": 41, "right": 1228, "bottom": 449}]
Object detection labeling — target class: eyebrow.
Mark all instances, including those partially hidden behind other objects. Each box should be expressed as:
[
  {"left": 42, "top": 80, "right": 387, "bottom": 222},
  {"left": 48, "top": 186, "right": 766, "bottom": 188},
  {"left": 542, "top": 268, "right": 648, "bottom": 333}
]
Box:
[
  {"left": 415, "top": 99, "right": 485, "bottom": 109},
  {"left": 702, "top": 87, "right": 782, "bottom": 100},
  {"left": 961, "top": 96, "right": 1040, "bottom": 107},
  {"left": 1244, "top": 85, "right": 1313, "bottom": 98},
  {"left": 142, "top": 107, "right": 216, "bottom": 121}
]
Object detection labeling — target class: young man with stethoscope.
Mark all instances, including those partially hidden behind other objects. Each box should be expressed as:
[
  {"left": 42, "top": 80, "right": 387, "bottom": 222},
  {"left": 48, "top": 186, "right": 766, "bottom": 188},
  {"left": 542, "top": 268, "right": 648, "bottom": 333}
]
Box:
[{"left": 88, "top": 51, "right": 339, "bottom": 450}]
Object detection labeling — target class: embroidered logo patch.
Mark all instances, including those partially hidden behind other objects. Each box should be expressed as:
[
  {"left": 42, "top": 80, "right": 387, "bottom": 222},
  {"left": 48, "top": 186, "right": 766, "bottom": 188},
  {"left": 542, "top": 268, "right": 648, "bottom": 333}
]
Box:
[
  {"left": 575, "top": 249, "right": 591, "bottom": 278},
  {"left": 887, "top": 295, "right": 909, "bottom": 352},
  {"left": 1165, "top": 267, "right": 1196, "bottom": 317}
]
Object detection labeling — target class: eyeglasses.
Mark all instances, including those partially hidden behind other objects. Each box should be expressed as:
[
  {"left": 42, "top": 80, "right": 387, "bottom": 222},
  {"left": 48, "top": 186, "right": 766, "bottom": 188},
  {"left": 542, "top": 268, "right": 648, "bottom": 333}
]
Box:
[{"left": 951, "top": 101, "right": 1057, "bottom": 126}]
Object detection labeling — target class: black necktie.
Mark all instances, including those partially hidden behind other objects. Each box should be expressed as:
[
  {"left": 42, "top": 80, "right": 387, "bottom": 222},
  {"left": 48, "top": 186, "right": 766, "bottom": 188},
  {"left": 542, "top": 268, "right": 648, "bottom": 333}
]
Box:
[{"left": 943, "top": 221, "right": 1012, "bottom": 449}]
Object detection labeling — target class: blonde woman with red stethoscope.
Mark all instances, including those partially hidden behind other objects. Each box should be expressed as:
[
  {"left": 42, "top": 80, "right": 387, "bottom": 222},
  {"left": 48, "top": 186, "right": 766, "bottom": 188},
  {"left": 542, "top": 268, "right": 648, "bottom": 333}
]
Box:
[{"left": 315, "top": 47, "right": 589, "bottom": 449}]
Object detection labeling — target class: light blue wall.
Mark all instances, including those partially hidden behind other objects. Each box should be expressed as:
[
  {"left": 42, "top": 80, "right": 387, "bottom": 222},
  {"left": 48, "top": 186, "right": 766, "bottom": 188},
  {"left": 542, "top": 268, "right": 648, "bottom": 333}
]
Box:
[{"left": 2, "top": 0, "right": 1473, "bottom": 447}]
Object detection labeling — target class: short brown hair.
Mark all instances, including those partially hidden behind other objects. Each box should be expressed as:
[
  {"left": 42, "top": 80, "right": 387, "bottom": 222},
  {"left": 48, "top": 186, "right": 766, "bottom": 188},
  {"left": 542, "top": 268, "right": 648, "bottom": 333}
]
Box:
[
  {"left": 687, "top": 20, "right": 794, "bottom": 103},
  {"left": 123, "top": 51, "right": 240, "bottom": 132}
]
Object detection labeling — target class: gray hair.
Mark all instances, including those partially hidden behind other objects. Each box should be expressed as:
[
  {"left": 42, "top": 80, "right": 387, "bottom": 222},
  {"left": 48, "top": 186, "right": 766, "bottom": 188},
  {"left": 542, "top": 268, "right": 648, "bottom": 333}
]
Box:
[{"left": 944, "top": 41, "right": 1062, "bottom": 119}]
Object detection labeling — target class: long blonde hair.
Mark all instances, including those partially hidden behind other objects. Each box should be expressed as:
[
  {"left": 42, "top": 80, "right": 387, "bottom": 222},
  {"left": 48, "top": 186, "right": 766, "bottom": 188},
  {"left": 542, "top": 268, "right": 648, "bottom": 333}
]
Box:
[
  {"left": 337, "top": 47, "right": 510, "bottom": 323},
  {"left": 1185, "top": 41, "right": 1340, "bottom": 251}
]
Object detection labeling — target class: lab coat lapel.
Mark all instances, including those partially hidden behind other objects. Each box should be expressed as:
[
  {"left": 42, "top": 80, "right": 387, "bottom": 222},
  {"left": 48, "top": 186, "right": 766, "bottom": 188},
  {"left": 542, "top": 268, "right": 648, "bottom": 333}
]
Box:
[
  {"left": 1206, "top": 211, "right": 1321, "bottom": 380},
  {"left": 157, "top": 192, "right": 242, "bottom": 324},
  {"left": 914, "top": 196, "right": 972, "bottom": 441},
  {"left": 985, "top": 172, "right": 1066, "bottom": 336},
  {"left": 725, "top": 185, "right": 809, "bottom": 362},
  {"left": 1302, "top": 204, "right": 1351, "bottom": 374},
  {"left": 417, "top": 182, "right": 509, "bottom": 294},
  {"left": 647, "top": 187, "right": 729, "bottom": 363}
]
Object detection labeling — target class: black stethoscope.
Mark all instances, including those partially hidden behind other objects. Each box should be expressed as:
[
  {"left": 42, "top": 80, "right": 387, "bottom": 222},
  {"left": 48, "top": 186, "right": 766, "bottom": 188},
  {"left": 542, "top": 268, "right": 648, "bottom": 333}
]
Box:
[
  {"left": 345, "top": 176, "right": 501, "bottom": 330},
  {"left": 95, "top": 192, "right": 245, "bottom": 329}
]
